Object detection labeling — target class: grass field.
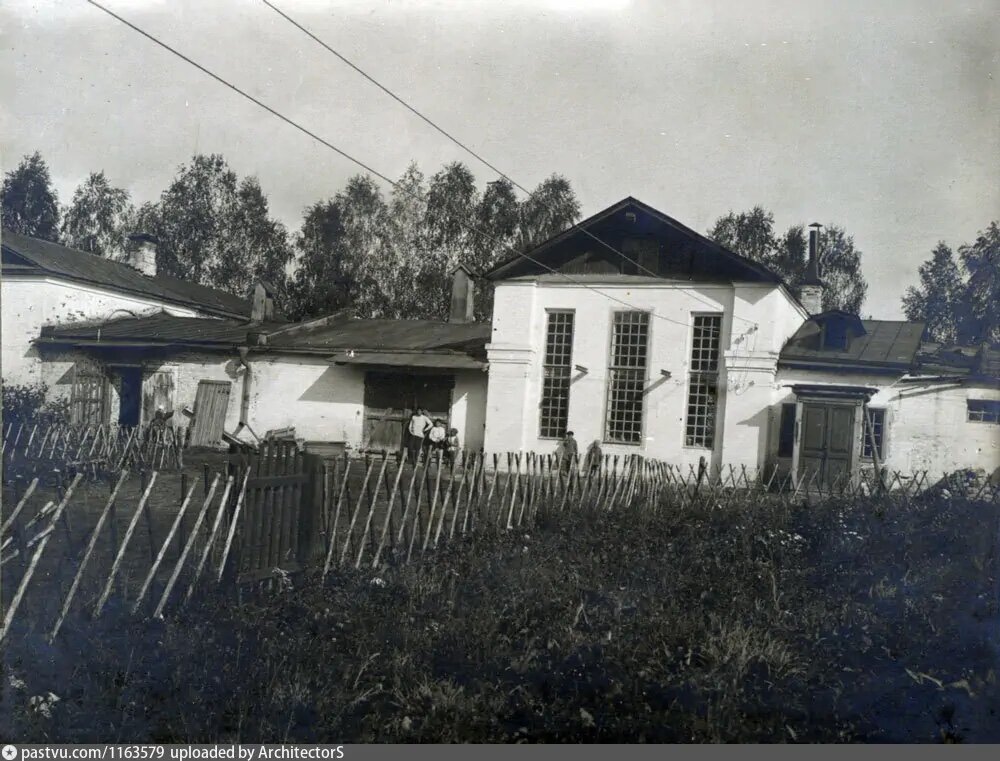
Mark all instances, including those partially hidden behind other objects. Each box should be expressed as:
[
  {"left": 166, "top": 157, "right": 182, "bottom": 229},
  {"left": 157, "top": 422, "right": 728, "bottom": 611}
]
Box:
[{"left": 2, "top": 477, "right": 998, "bottom": 743}]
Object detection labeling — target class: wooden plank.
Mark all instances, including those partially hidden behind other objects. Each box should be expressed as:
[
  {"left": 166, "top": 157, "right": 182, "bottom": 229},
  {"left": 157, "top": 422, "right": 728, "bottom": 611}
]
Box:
[{"left": 188, "top": 381, "right": 232, "bottom": 447}]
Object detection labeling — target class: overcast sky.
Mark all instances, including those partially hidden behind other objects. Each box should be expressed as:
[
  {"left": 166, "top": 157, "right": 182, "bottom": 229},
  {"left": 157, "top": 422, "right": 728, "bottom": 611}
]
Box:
[{"left": 2, "top": 0, "right": 997, "bottom": 319}]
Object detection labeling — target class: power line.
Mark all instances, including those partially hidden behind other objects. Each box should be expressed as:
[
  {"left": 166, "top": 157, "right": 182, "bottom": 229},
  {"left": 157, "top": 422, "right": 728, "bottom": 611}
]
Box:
[
  {"left": 260, "top": 0, "right": 759, "bottom": 330},
  {"left": 83, "top": 0, "right": 721, "bottom": 333}
]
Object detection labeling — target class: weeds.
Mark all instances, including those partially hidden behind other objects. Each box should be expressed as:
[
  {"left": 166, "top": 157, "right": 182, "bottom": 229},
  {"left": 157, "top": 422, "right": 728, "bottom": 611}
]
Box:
[{"left": 1, "top": 489, "right": 998, "bottom": 743}]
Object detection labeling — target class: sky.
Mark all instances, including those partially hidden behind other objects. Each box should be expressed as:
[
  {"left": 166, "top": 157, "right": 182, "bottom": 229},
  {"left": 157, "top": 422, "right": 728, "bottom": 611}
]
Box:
[{"left": 1, "top": 0, "right": 997, "bottom": 319}]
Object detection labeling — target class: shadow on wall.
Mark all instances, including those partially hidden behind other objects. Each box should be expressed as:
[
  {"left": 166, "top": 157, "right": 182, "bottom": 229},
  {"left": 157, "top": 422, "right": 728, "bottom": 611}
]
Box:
[
  {"left": 736, "top": 404, "right": 772, "bottom": 471},
  {"left": 298, "top": 365, "right": 363, "bottom": 405}
]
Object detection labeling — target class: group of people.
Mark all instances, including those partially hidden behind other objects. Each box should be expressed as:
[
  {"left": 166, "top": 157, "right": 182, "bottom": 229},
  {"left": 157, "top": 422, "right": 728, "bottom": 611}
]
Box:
[
  {"left": 556, "top": 431, "right": 604, "bottom": 474},
  {"left": 406, "top": 407, "right": 460, "bottom": 464}
]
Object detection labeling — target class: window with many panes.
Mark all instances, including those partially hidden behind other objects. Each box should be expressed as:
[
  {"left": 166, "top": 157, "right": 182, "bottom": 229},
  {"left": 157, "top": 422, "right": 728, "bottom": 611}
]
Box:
[
  {"left": 539, "top": 310, "right": 575, "bottom": 438},
  {"left": 604, "top": 311, "right": 650, "bottom": 444},
  {"left": 967, "top": 399, "right": 1000, "bottom": 424},
  {"left": 861, "top": 407, "right": 886, "bottom": 460},
  {"left": 685, "top": 315, "right": 722, "bottom": 448}
]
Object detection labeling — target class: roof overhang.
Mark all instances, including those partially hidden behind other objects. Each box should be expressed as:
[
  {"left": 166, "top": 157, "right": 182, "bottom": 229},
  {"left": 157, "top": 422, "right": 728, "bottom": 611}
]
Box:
[
  {"left": 787, "top": 383, "right": 880, "bottom": 402},
  {"left": 328, "top": 350, "right": 486, "bottom": 371}
]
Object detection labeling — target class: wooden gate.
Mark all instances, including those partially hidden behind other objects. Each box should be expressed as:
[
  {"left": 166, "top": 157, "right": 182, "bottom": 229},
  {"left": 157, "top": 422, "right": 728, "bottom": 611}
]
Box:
[
  {"left": 189, "top": 380, "right": 232, "bottom": 447},
  {"left": 227, "top": 441, "right": 324, "bottom": 582}
]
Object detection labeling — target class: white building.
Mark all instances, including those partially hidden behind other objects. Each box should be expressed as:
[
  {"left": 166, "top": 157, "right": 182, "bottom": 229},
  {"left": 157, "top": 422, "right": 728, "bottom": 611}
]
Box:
[
  {"left": 481, "top": 197, "right": 1000, "bottom": 484},
  {"left": 3, "top": 230, "right": 489, "bottom": 453}
]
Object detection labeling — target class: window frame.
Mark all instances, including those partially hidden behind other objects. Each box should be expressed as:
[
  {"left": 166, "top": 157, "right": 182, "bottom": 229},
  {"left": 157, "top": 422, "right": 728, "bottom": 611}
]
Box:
[
  {"left": 538, "top": 309, "right": 576, "bottom": 440},
  {"left": 684, "top": 313, "right": 724, "bottom": 450},
  {"left": 860, "top": 406, "right": 888, "bottom": 461},
  {"left": 602, "top": 309, "right": 652, "bottom": 446},
  {"left": 967, "top": 399, "right": 1000, "bottom": 424}
]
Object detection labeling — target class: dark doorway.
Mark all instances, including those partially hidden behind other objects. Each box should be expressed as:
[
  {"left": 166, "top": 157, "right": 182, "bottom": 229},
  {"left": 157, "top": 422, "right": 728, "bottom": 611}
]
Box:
[
  {"left": 118, "top": 367, "right": 142, "bottom": 427},
  {"left": 797, "top": 402, "right": 855, "bottom": 489},
  {"left": 362, "top": 372, "right": 454, "bottom": 453}
]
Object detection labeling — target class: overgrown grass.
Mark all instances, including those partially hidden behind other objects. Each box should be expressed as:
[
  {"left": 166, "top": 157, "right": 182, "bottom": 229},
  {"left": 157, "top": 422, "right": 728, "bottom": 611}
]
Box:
[{"left": 2, "top": 490, "right": 998, "bottom": 743}]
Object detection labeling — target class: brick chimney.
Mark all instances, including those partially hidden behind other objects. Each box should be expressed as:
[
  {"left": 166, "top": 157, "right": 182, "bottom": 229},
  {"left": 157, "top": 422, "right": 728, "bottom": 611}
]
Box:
[
  {"left": 126, "top": 233, "right": 158, "bottom": 277},
  {"left": 251, "top": 280, "right": 277, "bottom": 324},
  {"left": 800, "top": 223, "right": 824, "bottom": 315},
  {"left": 449, "top": 264, "right": 475, "bottom": 323}
]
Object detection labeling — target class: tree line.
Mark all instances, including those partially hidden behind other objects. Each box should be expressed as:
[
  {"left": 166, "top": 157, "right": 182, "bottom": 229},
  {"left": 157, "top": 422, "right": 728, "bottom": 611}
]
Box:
[
  {"left": 0, "top": 152, "right": 580, "bottom": 322},
  {"left": 3, "top": 150, "right": 995, "bottom": 343}
]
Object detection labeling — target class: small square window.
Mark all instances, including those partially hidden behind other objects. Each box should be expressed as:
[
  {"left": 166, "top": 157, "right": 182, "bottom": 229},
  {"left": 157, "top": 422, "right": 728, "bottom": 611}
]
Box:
[{"left": 967, "top": 399, "right": 1000, "bottom": 424}]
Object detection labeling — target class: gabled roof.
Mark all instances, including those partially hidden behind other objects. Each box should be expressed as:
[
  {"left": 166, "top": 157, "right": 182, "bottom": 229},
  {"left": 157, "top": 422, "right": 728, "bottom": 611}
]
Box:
[
  {"left": 779, "top": 317, "right": 925, "bottom": 373},
  {"left": 486, "top": 196, "right": 784, "bottom": 285},
  {"left": 2, "top": 229, "right": 251, "bottom": 319}
]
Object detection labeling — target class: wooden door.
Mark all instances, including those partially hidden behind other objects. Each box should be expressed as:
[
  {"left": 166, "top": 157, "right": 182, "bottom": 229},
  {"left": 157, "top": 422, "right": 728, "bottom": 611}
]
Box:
[
  {"left": 70, "top": 363, "right": 107, "bottom": 426},
  {"left": 142, "top": 370, "right": 175, "bottom": 424},
  {"left": 362, "top": 373, "right": 455, "bottom": 453},
  {"left": 189, "top": 380, "right": 232, "bottom": 447},
  {"left": 363, "top": 373, "right": 407, "bottom": 453},
  {"left": 798, "top": 402, "right": 855, "bottom": 489}
]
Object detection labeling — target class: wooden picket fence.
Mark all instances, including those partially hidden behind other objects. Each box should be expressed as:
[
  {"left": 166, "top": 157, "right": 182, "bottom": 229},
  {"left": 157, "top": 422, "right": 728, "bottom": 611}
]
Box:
[
  {"left": 3, "top": 440, "right": 998, "bottom": 644},
  {"left": 1, "top": 421, "right": 185, "bottom": 481}
]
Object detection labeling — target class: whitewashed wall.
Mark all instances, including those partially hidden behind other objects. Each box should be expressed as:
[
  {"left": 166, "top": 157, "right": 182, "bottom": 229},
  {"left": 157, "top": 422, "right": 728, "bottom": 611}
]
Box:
[
  {"left": 483, "top": 278, "right": 806, "bottom": 469},
  {"left": 774, "top": 367, "right": 1000, "bottom": 476},
  {"left": 1, "top": 276, "right": 203, "bottom": 389}
]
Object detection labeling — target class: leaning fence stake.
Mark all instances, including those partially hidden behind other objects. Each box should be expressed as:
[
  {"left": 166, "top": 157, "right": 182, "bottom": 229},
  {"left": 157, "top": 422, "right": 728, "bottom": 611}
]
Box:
[
  {"left": 154, "top": 474, "right": 220, "bottom": 619},
  {"left": 48, "top": 471, "right": 126, "bottom": 643},
  {"left": 94, "top": 471, "right": 159, "bottom": 617},
  {"left": 217, "top": 469, "right": 251, "bottom": 584},
  {"left": 372, "top": 450, "right": 408, "bottom": 569},
  {"left": 0, "top": 473, "right": 83, "bottom": 643},
  {"left": 1, "top": 477, "right": 39, "bottom": 535},
  {"left": 184, "top": 474, "right": 235, "bottom": 604},
  {"left": 133, "top": 476, "right": 200, "bottom": 613}
]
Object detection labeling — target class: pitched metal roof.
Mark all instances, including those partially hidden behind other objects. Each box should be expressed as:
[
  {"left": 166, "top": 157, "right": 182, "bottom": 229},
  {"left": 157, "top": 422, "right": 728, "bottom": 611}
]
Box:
[
  {"left": 268, "top": 318, "right": 491, "bottom": 356},
  {"left": 37, "top": 312, "right": 277, "bottom": 346},
  {"left": 2, "top": 229, "right": 251, "bottom": 318},
  {"left": 779, "top": 317, "right": 926, "bottom": 372},
  {"left": 37, "top": 311, "right": 491, "bottom": 360}
]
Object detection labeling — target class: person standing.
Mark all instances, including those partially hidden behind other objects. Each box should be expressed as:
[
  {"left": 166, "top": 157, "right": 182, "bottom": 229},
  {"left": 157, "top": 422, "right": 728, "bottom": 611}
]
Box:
[
  {"left": 428, "top": 418, "right": 447, "bottom": 454},
  {"left": 559, "top": 431, "right": 578, "bottom": 474},
  {"left": 406, "top": 407, "right": 432, "bottom": 463}
]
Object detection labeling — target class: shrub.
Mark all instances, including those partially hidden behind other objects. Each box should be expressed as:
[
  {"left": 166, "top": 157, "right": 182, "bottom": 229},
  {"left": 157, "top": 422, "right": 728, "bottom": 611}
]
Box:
[{"left": 2, "top": 379, "right": 70, "bottom": 429}]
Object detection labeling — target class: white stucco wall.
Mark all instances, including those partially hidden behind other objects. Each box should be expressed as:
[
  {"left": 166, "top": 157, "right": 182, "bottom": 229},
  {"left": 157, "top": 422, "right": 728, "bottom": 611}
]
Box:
[
  {"left": 775, "top": 367, "right": 1000, "bottom": 476},
  {"left": 1, "top": 275, "right": 202, "bottom": 389},
  {"left": 483, "top": 278, "right": 806, "bottom": 468},
  {"left": 33, "top": 346, "right": 490, "bottom": 453}
]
